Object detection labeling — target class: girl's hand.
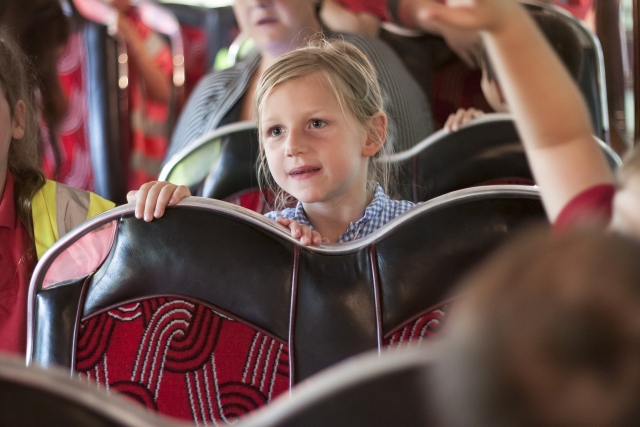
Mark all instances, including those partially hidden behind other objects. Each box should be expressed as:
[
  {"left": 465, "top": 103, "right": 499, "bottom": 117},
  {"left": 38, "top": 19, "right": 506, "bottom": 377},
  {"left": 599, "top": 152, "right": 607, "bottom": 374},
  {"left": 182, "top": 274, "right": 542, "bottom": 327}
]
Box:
[
  {"left": 275, "top": 217, "right": 328, "bottom": 247},
  {"left": 127, "top": 181, "right": 191, "bottom": 222},
  {"left": 444, "top": 108, "right": 484, "bottom": 132},
  {"left": 421, "top": 0, "right": 519, "bottom": 33}
]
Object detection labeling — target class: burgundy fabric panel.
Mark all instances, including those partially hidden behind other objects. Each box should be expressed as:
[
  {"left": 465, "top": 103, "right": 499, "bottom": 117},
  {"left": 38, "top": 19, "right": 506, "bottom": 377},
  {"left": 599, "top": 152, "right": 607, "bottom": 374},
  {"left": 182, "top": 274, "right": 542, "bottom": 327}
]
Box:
[
  {"left": 76, "top": 297, "right": 289, "bottom": 423},
  {"left": 384, "top": 303, "right": 450, "bottom": 347}
]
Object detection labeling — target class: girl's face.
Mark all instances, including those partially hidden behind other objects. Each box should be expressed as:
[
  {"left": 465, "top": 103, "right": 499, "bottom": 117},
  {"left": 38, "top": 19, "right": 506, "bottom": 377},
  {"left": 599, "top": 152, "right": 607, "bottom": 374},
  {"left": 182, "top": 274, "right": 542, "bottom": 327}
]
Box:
[
  {"left": 611, "top": 175, "right": 640, "bottom": 238},
  {"left": 0, "top": 88, "right": 24, "bottom": 170},
  {"left": 260, "top": 73, "right": 383, "bottom": 207}
]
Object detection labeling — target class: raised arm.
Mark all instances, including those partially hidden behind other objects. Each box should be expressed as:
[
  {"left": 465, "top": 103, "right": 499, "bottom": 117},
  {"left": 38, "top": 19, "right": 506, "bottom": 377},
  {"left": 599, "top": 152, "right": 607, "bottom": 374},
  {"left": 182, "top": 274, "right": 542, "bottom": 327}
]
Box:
[
  {"left": 425, "top": 0, "right": 614, "bottom": 221},
  {"left": 320, "top": 0, "right": 382, "bottom": 37}
]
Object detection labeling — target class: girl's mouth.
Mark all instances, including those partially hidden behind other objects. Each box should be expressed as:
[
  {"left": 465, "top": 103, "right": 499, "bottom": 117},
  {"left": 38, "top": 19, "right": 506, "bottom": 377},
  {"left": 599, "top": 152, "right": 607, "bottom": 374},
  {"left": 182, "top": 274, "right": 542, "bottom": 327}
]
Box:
[{"left": 289, "top": 167, "right": 321, "bottom": 179}]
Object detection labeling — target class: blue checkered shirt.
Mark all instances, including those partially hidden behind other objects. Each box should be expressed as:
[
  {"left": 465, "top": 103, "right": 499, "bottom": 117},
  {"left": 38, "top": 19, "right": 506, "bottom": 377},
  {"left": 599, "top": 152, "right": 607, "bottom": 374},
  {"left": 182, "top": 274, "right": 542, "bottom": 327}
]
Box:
[{"left": 265, "top": 184, "right": 415, "bottom": 243}]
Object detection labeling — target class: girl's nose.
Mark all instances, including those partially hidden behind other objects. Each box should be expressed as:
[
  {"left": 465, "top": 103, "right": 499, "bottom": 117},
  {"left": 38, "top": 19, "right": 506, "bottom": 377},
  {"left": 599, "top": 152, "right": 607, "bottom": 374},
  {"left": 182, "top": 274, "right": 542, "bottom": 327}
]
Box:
[{"left": 284, "top": 130, "right": 307, "bottom": 157}]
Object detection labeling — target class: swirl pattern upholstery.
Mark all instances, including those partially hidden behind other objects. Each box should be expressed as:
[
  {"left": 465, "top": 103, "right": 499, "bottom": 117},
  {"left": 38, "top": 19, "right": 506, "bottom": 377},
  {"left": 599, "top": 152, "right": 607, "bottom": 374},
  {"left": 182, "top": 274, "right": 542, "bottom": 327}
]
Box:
[{"left": 28, "top": 186, "right": 546, "bottom": 423}]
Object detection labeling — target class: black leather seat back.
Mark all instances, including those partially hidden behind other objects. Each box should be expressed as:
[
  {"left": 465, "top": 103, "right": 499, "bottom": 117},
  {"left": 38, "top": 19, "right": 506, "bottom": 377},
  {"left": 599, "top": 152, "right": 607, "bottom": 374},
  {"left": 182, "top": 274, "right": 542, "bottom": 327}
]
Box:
[
  {"left": 383, "top": 115, "right": 620, "bottom": 203},
  {"left": 199, "top": 128, "right": 261, "bottom": 199},
  {"left": 0, "top": 355, "right": 183, "bottom": 427},
  {"left": 238, "top": 347, "right": 439, "bottom": 427},
  {"left": 30, "top": 187, "right": 546, "bottom": 384}
]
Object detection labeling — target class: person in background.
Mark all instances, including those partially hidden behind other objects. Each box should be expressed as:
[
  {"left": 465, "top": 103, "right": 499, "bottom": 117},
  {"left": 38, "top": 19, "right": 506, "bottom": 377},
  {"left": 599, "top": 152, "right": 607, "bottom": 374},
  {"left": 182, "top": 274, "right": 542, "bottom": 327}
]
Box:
[
  {"left": 165, "top": 0, "right": 432, "bottom": 165},
  {"left": 319, "top": 0, "right": 388, "bottom": 37},
  {"left": 387, "top": 0, "right": 554, "bottom": 67},
  {"left": 444, "top": 10, "right": 584, "bottom": 132},
  {"left": 0, "top": 31, "right": 188, "bottom": 356},
  {"left": 423, "top": 0, "right": 640, "bottom": 237},
  {"left": 107, "top": 0, "right": 173, "bottom": 190},
  {"left": 0, "top": 0, "right": 70, "bottom": 179},
  {"left": 434, "top": 228, "right": 640, "bottom": 427}
]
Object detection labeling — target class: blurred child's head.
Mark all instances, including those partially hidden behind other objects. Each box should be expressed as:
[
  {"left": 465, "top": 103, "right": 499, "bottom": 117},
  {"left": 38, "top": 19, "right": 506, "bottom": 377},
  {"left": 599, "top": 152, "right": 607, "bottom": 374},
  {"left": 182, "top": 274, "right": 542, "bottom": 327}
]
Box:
[
  {"left": 0, "top": 30, "right": 41, "bottom": 176},
  {"left": 481, "top": 10, "right": 584, "bottom": 113},
  {"left": 254, "top": 39, "right": 393, "bottom": 209},
  {"left": 434, "top": 228, "right": 640, "bottom": 427},
  {"left": 0, "top": 30, "right": 45, "bottom": 242}
]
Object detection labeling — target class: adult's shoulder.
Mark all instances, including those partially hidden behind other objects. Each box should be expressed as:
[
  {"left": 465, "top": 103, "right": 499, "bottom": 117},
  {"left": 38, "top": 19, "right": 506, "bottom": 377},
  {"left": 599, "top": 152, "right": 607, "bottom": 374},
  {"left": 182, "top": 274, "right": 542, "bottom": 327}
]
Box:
[
  {"left": 331, "top": 31, "right": 404, "bottom": 67},
  {"left": 327, "top": 30, "right": 433, "bottom": 152},
  {"left": 187, "top": 50, "right": 261, "bottom": 102}
]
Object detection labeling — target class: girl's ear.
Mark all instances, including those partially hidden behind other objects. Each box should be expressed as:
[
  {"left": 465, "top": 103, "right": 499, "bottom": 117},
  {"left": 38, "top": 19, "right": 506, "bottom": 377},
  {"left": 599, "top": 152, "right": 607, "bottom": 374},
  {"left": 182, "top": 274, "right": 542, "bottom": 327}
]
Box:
[
  {"left": 362, "top": 112, "right": 387, "bottom": 157},
  {"left": 11, "top": 100, "right": 26, "bottom": 140}
]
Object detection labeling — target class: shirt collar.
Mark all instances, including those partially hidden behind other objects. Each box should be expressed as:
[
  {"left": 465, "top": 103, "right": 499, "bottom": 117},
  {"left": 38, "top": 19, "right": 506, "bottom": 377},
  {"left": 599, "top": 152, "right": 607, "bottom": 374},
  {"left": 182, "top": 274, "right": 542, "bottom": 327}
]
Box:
[
  {"left": 0, "top": 171, "right": 17, "bottom": 230},
  {"left": 357, "top": 184, "right": 386, "bottom": 226},
  {"left": 292, "top": 183, "right": 387, "bottom": 235}
]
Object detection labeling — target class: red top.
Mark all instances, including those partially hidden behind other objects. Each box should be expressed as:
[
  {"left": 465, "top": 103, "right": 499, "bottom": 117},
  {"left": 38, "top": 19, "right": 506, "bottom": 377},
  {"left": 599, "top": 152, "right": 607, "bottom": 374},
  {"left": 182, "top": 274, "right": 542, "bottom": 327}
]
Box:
[
  {"left": 553, "top": 183, "right": 616, "bottom": 232},
  {"left": 336, "top": 0, "right": 389, "bottom": 22},
  {"left": 0, "top": 172, "right": 34, "bottom": 355}
]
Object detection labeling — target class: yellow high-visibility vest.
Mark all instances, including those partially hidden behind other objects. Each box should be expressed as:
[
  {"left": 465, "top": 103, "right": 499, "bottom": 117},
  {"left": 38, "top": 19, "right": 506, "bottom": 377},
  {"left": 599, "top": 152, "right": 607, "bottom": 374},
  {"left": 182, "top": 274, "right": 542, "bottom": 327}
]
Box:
[{"left": 31, "top": 181, "right": 115, "bottom": 260}]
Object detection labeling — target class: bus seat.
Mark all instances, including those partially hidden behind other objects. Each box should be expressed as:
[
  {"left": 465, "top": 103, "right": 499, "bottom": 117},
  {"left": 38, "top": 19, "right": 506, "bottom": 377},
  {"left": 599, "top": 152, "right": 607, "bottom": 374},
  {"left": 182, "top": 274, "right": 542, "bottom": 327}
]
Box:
[
  {"left": 27, "top": 186, "right": 545, "bottom": 422},
  {"left": 0, "top": 354, "right": 185, "bottom": 427},
  {"left": 238, "top": 346, "right": 438, "bottom": 427},
  {"left": 521, "top": 0, "right": 609, "bottom": 142},
  {"left": 51, "top": 0, "right": 127, "bottom": 202},
  {"left": 53, "top": 0, "right": 185, "bottom": 203},
  {"left": 381, "top": 1, "right": 608, "bottom": 141},
  {"left": 380, "top": 114, "right": 621, "bottom": 203},
  {"left": 159, "top": 122, "right": 270, "bottom": 212},
  {"left": 161, "top": 4, "right": 238, "bottom": 93}
]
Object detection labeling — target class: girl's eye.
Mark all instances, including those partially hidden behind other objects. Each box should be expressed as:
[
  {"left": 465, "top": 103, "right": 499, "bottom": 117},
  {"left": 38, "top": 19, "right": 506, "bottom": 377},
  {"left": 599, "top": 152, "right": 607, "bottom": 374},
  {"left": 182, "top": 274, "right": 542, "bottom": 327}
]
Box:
[
  {"left": 310, "top": 119, "right": 326, "bottom": 129},
  {"left": 268, "top": 126, "right": 283, "bottom": 137}
]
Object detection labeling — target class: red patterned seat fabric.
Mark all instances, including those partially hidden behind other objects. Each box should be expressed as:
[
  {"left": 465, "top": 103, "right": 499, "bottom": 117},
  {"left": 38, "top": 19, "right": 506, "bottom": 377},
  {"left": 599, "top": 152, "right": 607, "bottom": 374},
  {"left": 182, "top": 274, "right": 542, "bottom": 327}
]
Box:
[
  {"left": 45, "top": 31, "right": 94, "bottom": 191},
  {"left": 76, "top": 297, "right": 289, "bottom": 423},
  {"left": 384, "top": 303, "right": 450, "bottom": 347}
]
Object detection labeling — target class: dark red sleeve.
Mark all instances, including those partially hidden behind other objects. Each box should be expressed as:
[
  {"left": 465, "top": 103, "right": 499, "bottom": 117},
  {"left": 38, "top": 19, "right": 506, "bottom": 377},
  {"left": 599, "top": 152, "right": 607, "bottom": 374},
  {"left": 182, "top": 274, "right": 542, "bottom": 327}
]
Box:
[
  {"left": 335, "top": 0, "right": 389, "bottom": 21},
  {"left": 553, "top": 184, "right": 616, "bottom": 232}
]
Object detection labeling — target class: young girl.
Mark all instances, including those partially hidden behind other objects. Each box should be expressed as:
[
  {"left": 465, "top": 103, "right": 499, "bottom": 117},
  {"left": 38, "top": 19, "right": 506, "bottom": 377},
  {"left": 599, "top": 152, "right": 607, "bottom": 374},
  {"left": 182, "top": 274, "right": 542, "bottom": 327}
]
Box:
[
  {"left": 424, "top": 0, "right": 640, "bottom": 238},
  {"left": 0, "top": 31, "right": 187, "bottom": 355},
  {"left": 255, "top": 40, "right": 415, "bottom": 245}
]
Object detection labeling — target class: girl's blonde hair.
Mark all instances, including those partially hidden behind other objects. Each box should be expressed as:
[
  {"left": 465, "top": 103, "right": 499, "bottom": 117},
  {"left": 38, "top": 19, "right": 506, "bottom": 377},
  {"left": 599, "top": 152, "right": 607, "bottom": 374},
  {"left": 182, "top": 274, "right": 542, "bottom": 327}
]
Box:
[
  {"left": 0, "top": 30, "right": 46, "bottom": 251},
  {"left": 254, "top": 38, "right": 396, "bottom": 210}
]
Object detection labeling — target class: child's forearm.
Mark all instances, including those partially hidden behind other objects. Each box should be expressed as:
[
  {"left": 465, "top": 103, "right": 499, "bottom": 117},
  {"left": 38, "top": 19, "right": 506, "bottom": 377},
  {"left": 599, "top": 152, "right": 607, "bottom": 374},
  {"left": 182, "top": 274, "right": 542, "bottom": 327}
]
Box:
[
  {"left": 482, "top": 5, "right": 591, "bottom": 149},
  {"left": 482, "top": 4, "right": 614, "bottom": 219},
  {"left": 126, "top": 36, "right": 172, "bottom": 104},
  {"left": 321, "top": 0, "right": 381, "bottom": 37}
]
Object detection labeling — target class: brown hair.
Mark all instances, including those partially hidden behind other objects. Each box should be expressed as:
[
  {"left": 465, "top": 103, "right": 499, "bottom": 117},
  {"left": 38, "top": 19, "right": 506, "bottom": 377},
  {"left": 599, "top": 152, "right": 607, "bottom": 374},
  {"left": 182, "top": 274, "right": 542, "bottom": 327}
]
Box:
[
  {"left": 434, "top": 228, "right": 640, "bottom": 427},
  {"left": 1, "top": 30, "right": 46, "bottom": 249},
  {"left": 0, "top": 0, "right": 70, "bottom": 178},
  {"left": 254, "top": 38, "right": 397, "bottom": 210}
]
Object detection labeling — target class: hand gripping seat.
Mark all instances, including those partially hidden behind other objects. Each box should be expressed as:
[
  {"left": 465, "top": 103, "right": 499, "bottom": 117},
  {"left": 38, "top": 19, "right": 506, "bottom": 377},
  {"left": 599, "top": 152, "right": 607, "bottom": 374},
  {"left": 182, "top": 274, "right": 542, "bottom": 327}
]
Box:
[
  {"left": 0, "top": 354, "right": 189, "bottom": 427},
  {"left": 238, "top": 346, "right": 439, "bottom": 427},
  {"left": 159, "top": 122, "right": 269, "bottom": 212},
  {"left": 380, "top": 113, "right": 621, "bottom": 202},
  {"left": 28, "top": 186, "right": 545, "bottom": 423}
]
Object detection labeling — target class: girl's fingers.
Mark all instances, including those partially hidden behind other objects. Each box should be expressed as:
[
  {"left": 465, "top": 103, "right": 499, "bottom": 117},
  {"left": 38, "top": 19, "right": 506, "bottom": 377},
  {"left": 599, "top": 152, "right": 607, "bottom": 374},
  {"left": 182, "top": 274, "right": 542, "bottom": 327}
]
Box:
[
  {"left": 143, "top": 182, "right": 163, "bottom": 222},
  {"left": 275, "top": 217, "right": 291, "bottom": 227},
  {"left": 134, "top": 182, "right": 153, "bottom": 219},
  {"left": 153, "top": 184, "right": 175, "bottom": 218},
  {"left": 311, "top": 231, "right": 322, "bottom": 246},
  {"left": 288, "top": 220, "right": 302, "bottom": 239},
  {"left": 444, "top": 114, "right": 456, "bottom": 132},
  {"left": 300, "top": 225, "right": 314, "bottom": 246},
  {"left": 126, "top": 190, "right": 138, "bottom": 204},
  {"left": 169, "top": 185, "right": 190, "bottom": 205},
  {"left": 452, "top": 108, "right": 467, "bottom": 131}
]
